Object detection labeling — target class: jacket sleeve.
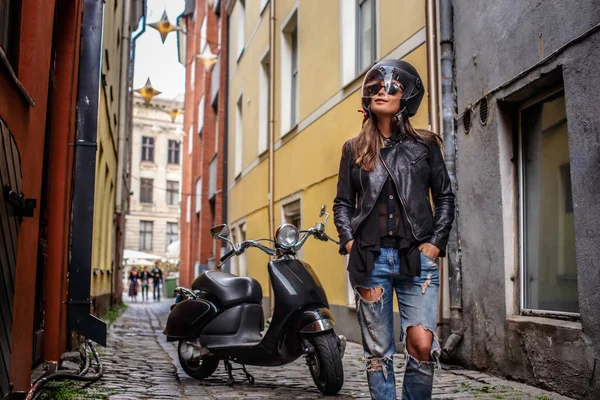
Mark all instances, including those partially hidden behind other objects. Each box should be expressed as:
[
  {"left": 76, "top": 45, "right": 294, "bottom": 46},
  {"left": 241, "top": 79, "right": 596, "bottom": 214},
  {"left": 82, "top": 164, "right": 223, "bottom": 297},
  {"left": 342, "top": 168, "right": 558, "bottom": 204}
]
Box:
[
  {"left": 333, "top": 140, "right": 356, "bottom": 255},
  {"left": 427, "top": 142, "right": 455, "bottom": 256}
]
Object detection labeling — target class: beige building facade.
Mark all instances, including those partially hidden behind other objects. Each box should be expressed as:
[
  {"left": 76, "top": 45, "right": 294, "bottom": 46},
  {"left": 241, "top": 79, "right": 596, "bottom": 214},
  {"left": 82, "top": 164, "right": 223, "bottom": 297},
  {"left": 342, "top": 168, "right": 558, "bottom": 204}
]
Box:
[{"left": 125, "top": 96, "right": 184, "bottom": 258}]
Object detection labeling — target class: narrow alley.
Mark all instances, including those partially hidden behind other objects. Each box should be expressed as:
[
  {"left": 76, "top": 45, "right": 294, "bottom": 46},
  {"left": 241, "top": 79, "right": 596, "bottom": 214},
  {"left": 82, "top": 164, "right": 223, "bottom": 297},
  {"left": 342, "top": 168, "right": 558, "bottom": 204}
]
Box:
[{"left": 80, "top": 300, "right": 572, "bottom": 400}]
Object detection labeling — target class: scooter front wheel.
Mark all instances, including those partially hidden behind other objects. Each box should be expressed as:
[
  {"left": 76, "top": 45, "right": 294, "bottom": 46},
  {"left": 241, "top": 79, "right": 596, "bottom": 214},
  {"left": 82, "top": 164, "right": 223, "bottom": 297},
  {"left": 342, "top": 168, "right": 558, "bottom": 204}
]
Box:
[
  {"left": 178, "top": 340, "right": 219, "bottom": 380},
  {"left": 305, "top": 331, "right": 344, "bottom": 395}
]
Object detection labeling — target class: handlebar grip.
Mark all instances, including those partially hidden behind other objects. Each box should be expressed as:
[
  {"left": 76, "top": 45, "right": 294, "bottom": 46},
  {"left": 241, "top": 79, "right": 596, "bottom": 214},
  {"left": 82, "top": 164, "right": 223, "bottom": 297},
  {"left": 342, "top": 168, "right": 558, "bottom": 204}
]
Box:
[{"left": 220, "top": 248, "right": 235, "bottom": 262}]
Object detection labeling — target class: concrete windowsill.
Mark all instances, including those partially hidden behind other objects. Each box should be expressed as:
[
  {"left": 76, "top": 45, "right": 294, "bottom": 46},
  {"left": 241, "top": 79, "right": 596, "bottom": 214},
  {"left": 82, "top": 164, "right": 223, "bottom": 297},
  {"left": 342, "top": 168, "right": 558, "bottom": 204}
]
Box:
[{"left": 506, "top": 315, "right": 582, "bottom": 330}]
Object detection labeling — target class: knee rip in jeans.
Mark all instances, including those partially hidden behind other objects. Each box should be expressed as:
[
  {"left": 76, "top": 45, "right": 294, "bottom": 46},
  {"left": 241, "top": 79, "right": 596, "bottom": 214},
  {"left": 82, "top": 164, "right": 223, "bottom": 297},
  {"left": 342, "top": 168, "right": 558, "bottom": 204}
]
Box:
[
  {"left": 365, "top": 356, "right": 393, "bottom": 379},
  {"left": 404, "top": 324, "right": 441, "bottom": 369},
  {"left": 355, "top": 287, "right": 384, "bottom": 319}
]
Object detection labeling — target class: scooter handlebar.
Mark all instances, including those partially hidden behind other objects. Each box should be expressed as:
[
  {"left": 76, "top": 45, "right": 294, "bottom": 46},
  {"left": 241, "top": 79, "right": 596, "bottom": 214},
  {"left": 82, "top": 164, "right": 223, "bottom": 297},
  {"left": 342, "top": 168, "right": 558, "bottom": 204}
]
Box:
[{"left": 220, "top": 248, "right": 236, "bottom": 262}]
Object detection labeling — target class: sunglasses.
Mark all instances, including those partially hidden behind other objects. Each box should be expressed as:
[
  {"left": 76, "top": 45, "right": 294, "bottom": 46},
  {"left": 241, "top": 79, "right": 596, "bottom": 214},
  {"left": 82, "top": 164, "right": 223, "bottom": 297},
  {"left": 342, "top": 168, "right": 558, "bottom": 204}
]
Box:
[{"left": 364, "top": 82, "right": 403, "bottom": 97}]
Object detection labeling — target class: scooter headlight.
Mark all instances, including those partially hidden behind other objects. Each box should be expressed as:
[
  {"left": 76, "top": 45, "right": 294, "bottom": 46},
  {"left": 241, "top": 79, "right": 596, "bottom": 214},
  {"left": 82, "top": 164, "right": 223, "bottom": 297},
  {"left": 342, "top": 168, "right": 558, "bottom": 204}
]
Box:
[{"left": 275, "top": 224, "right": 299, "bottom": 249}]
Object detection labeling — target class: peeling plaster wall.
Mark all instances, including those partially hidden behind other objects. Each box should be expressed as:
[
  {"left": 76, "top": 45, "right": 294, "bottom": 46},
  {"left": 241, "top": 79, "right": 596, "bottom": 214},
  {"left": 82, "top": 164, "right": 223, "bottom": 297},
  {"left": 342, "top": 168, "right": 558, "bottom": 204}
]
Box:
[{"left": 452, "top": 1, "right": 600, "bottom": 398}]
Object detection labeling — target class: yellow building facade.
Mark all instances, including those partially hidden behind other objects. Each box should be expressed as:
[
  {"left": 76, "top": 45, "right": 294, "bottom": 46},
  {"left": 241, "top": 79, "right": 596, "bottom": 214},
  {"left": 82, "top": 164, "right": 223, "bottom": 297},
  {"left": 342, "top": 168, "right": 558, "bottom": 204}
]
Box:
[
  {"left": 90, "top": 0, "right": 128, "bottom": 315},
  {"left": 226, "top": 0, "right": 440, "bottom": 342}
]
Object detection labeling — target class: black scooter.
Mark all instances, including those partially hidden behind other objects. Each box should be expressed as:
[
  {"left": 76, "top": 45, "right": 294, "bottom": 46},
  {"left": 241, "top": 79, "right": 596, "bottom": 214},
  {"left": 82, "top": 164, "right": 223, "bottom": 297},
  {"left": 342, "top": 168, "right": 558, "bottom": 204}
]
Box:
[{"left": 163, "top": 206, "right": 346, "bottom": 395}]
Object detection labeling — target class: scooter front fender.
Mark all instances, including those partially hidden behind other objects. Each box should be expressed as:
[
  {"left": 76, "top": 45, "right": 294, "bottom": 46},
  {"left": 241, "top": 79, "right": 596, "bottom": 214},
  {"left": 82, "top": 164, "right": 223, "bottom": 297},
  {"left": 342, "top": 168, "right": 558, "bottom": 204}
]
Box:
[{"left": 293, "top": 307, "right": 335, "bottom": 333}]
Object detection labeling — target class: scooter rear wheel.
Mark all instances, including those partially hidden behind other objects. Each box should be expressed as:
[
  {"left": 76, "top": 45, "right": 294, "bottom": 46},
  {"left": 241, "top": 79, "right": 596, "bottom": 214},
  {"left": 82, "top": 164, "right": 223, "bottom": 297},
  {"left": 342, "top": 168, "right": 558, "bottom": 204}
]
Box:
[
  {"left": 178, "top": 340, "right": 219, "bottom": 380},
  {"left": 306, "top": 331, "right": 344, "bottom": 395}
]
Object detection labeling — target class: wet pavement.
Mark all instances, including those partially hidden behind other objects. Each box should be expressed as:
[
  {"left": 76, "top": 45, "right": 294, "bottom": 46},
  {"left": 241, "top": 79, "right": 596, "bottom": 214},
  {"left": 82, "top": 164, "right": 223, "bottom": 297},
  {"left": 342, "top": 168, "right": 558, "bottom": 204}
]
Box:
[{"left": 83, "top": 297, "right": 572, "bottom": 399}]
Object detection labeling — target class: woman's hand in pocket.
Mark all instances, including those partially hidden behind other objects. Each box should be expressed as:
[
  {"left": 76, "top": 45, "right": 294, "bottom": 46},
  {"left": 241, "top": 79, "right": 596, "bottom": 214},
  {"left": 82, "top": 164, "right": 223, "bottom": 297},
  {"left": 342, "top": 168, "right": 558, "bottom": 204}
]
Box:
[
  {"left": 345, "top": 239, "right": 355, "bottom": 254},
  {"left": 418, "top": 242, "right": 440, "bottom": 260}
]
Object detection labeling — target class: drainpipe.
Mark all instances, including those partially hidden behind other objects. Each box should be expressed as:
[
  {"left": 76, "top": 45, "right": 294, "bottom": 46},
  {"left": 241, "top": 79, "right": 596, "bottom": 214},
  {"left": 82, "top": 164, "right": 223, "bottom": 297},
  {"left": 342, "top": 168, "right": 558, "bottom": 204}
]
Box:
[
  {"left": 267, "top": 0, "right": 276, "bottom": 316},
  {"left": 222, "top": 4, "right": 229, "bottom": 254},
  {"left": 68, "top": 0, "right": 107, "bottom": 347},
  {"left": 439, "top": 0, "right": 463, "bottom": 359},
  {"left": 426, "top": 0, "right": 445, "bottom": 339}
]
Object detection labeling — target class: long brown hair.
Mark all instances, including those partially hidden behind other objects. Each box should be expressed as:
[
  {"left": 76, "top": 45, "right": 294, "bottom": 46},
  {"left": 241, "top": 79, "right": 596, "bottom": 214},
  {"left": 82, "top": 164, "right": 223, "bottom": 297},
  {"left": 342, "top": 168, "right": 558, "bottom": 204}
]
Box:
[{"left": 353, "top": 115, "right": 443, "bottom": 171}]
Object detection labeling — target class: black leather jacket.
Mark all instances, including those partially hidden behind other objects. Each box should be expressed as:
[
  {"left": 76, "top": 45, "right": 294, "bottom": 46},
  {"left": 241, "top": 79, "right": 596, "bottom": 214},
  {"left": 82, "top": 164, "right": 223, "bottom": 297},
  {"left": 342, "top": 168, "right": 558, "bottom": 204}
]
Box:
[{"left": 333, "top": 136, "right": 455, "bottom": 256}]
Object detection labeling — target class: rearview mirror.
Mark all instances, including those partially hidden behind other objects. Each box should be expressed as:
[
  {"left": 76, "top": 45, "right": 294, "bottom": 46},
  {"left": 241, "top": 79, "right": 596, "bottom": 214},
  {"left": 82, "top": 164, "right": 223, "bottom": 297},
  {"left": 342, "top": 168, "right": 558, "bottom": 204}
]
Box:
[
  {"left": 319, "top": 205, "right": 327, "bottom": 217},
  {"left": 210, "top": 224, "right": 230, "bottom": 239}
]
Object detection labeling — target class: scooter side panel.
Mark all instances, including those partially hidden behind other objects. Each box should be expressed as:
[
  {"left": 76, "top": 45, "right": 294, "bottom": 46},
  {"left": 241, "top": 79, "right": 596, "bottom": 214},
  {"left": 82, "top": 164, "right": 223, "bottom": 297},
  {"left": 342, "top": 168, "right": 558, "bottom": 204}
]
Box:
[
  {"left": 163, "top": 299, "right": 218, "bottom": 339},
  {"left": 268, "top": 259, "right": 329, "bottom": 320}
]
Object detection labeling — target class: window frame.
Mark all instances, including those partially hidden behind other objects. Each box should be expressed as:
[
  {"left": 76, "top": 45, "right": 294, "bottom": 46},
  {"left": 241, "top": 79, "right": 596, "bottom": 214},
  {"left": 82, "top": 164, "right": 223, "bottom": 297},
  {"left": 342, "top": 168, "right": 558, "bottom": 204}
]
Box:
[
  {"left": 258, "top": 49, "right": 270, "bottom": 155},
  {"left": 0, "top": 0, "right": 22, "bottom": 71},
  {"left": 356, "top": 0, "right": 376, "bottom": 75},
  {"left": 517, "top": 86, "right": 579, "bottom": 319},
  {"left": 166, "top": 222, "right": 179, "bottom": 249},
  {"left": 280, "top": 9, "right": 298, "bottom": 136},
  {"left": 167, "top": 140, "right": 180, "bottom": 164},
  {"left": 234, "top": 94, "right": 243, "bottom": 178},
  {"left": 141, "top": 136, "right": 155, "bottom": 162},
  {"left": 139, "top": 220, "right": 153, "bottom": 251},
  {"left": 140, "top": 178, "right": 153, "bottom": 204},
  {"left": 236, "top": 0, "right": 246, "bottom": 61},
  {"left": 166, "top": 180, "right": 179, "bottom": 206}
]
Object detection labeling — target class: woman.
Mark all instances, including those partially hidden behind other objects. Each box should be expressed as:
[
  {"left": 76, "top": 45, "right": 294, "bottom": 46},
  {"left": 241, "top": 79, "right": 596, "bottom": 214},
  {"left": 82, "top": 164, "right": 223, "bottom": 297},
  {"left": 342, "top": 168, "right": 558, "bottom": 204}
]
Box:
[
  {"left": 333, "top": 59, "right": 455, "bottom": 399},
  {"left": 128, "top": 266, "right": 139, "bottom": 302}
]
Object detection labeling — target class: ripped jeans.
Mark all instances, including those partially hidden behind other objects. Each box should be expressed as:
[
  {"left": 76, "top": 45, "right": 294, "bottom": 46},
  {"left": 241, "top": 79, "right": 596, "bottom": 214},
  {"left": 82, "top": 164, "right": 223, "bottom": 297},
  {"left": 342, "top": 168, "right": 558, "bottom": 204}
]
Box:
[{"left": 355, "top": 247, "right": 440, "bottom": 400}]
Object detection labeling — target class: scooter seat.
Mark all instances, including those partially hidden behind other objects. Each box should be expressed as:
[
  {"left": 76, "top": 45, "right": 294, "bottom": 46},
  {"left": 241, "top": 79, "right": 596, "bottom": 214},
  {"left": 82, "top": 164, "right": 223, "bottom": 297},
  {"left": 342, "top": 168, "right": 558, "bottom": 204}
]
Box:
[{"left": 192, "top": 271, "right": 262, "bottom": 308}]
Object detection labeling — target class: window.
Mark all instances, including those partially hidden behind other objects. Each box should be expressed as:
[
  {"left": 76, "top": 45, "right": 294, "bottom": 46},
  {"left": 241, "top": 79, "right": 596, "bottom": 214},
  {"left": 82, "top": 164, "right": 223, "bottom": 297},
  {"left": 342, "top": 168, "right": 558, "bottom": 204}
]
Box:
[
  {"left": 195, "top": 178, "right": 202, "bottom": 213},
  {"left": 166, "top": 222, "right": 178, "bottom": 248},
  {"left": 140, "top": 178, "right": 153, "bottom": 203},
  {"left": 280, "top": 11, "right": 298, "bottom": 135},
  {"left": 141, "top": 136, "right": 154, "bottom": 162},
  {"left": 235, "top": 95, "right": 243, "bottom": 177},
  {"left": 139, "top": 221, "right": 153, "bottom": 251},
  {"left": 208, "top": 156, "right": 217, "bottom": 199},
  {"left": 357, "top": 0, "right": 376, "bottom": 73},
  {"left": 166, "top": 180, "right": 179, "bottom": 205},
  {"left": 197, "top": 96, "right": 205, "bottom": 134},
  {"left": 236, "top": 0, "right": 245, "bottom": 60},
  {"left": 283, "top": 200, "right": 301, "bottom": 229},
  {"left": 291, "top": 28, "right": 299, "bottom": 127},
  {"left": 215, "top": 110, "right": 219, "bottom": 153},
  {"left": 258, "top": 51, "right": 270, "bottom": 155},
  {"left": 168, "top": 140, "right": 180, "bottom": 164},
  {"left": 340, "top": 0, "right": 376, "bottom": 86},
  {"left": 260, "top": 0, "right": 269, "bottom": 14},
  {"left": 0, "top": 0, "right": 22, "bottom": 70},
  {"left": 519, "top": 90, "right": 578, "bottom": 314}
]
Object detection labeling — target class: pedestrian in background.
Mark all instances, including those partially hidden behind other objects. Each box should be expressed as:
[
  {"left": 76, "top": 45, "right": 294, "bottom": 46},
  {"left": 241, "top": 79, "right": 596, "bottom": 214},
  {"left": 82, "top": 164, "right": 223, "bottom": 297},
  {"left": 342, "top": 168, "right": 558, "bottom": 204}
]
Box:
[
  {"left": 151, "top": 263, "right": 163, "bottom": 301},
  {"left": 333, "top": 59, "right": 455, "bottom": 399},
  {"left": 139, "top": 266, "right": 150, "bottom": 301},
  {"left": 128, "top": 266, "right": 139, "bottom": 302}
]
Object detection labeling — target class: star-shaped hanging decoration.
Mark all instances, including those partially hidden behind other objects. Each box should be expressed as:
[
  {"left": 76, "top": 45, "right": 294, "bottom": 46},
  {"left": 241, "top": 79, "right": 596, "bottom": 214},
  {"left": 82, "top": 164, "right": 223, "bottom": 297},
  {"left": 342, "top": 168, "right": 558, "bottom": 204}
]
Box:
[
  {"left": 134, "top": 78, "right": 162, "bottom": 105},
  {"left": 166, "top": 108, "right": 183, "bottom": 123},
  {"left": 148, "top": 10, "right": 181, "bottom": 44},
  {"left": 197, "top": 48, "right": 218, "bottom": 71}
]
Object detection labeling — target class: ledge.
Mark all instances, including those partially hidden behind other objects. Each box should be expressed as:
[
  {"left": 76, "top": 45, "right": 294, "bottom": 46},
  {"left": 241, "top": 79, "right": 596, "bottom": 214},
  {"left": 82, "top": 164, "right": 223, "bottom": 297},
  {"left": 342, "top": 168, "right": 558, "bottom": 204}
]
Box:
[
  {"left": 0, "top": 48, "right": 35, "bottom": 107},
  {"left": 506, "top": 315, "right": 582, "bottom": 330}
]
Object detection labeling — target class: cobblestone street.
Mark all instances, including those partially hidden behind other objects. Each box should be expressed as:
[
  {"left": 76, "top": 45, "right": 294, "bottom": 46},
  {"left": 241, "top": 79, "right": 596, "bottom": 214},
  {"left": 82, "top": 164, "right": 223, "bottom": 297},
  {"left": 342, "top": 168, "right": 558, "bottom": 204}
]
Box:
[{"left": 83, "top": 299, "right": 572, "bottom": 400}]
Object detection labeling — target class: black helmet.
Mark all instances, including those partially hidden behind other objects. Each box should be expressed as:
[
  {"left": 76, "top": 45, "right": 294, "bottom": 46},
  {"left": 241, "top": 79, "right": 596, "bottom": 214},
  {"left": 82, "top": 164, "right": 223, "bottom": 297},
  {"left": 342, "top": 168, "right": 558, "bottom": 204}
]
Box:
[{"left": 361, "top": 59, "right": 424, "bottom": 120}]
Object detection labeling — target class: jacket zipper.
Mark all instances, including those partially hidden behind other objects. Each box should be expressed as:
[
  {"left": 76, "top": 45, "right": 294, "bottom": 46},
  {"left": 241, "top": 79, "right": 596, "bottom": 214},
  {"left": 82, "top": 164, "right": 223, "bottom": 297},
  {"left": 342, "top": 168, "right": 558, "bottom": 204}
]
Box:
[
  {"left": 410, "top": 152, "right": 428, "bottom": 165},
  {"left": 379, "top": 156, "right": 419, "bottom": 239}
]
